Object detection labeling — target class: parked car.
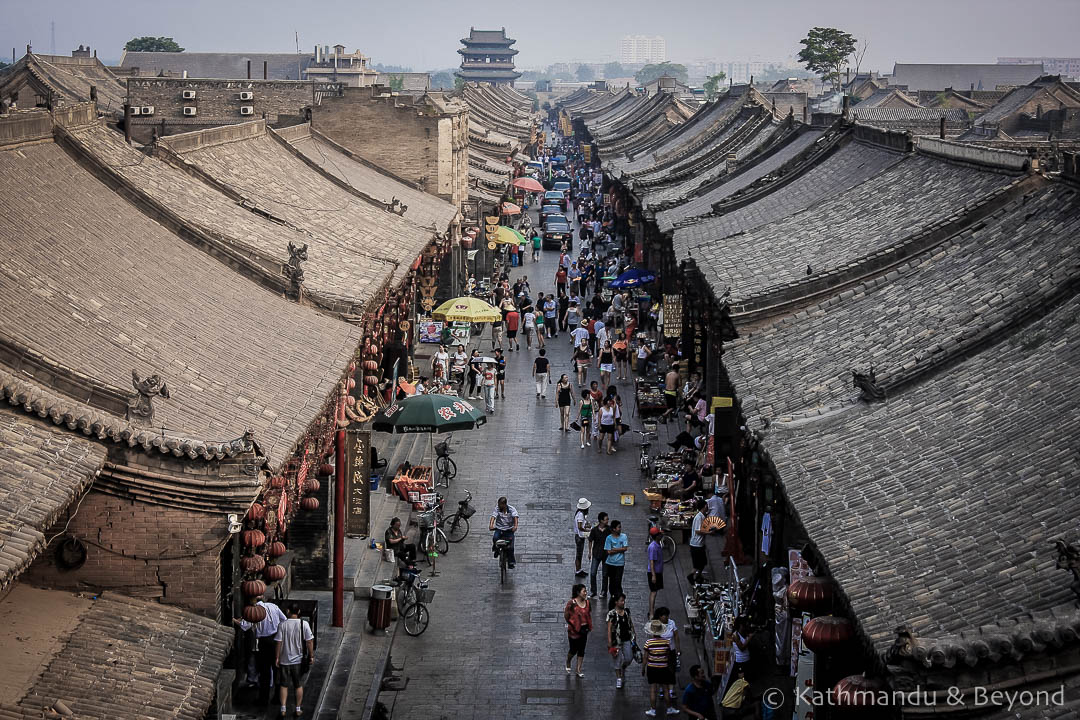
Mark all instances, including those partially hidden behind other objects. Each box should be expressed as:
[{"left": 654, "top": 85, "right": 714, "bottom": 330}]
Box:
[
  {"left": 543, "top": 190, "right": 567, "bottom": 211},
  {"left": 543, "top": 218, "right": 573, "bottom": 250},
  {"left": 552, "top": 181, "right": 571, "bottom": 195}
]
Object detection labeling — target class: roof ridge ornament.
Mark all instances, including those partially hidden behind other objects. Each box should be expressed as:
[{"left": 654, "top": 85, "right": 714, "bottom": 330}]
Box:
[
  {"left": 127, "top": 370, "right": 170, "bottom": 425},
  {"left": 284, "top": 241, "right": 308, "bottom": 301},
  {"left": 1054, "top": 540, "right": 1080, "bottom": 603},
  {"left": 386, "top": 196, "right": 408, "bottom": 216},
  {"left": 852, "top": 366, "right": 886, "bottom": 402}
]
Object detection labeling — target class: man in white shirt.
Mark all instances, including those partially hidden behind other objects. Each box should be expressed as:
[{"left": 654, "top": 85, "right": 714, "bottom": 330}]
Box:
[
  {"left": 570, "top": 322, "right": 590, "bottom": 349},
  {"left": 573, "top": 498, "right": 591, "bottom": 577},
  {"left": 451, "top": 345, "right": 468, "bottom": 392},
  {"left": 688, "top": 499, "right": 711, "bottom": 584},
  {"left": 234, "top": 599, "right": 287, "bottom": 707},
  {"left": 595, "top": 321, "right": 610, "bottom": 350},
  {"left": 275, "top": 604, "right": 315, "bottom": 717}
]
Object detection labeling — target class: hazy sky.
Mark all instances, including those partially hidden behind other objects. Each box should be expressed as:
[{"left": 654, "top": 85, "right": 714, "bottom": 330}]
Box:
[{"left": 4, "top": 0, "right": 1078, "bottom": 72}]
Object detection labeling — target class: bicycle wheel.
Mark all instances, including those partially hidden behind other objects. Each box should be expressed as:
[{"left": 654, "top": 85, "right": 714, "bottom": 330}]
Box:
[
  {"left": 661, "top": 535, "right": 677, "bottom": 564},
  {"left": 436, "top": 455, "right": 457, "bottom": 480},
  {"left": 402, "top": 602, "right": 429, "bottom": 636},
  {"left": 434, "top": 528, "right": 449, "bottom": 556},
  {"left": 421, "top": 531, "right": 435, "bottom": 565},
  {"left": 445, "top": 513, "right": 470, "bottom": 543},
  {"left": 397, "top": 586, "right": 416, "bottom": 613}
]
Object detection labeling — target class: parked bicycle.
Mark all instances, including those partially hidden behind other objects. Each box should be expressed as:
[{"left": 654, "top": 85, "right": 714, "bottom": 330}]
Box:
[
  {"left": 435, "top": 438, "right": 457, "bottom": 482},
  {"left": 442, "top": 489, "right": 474, "bottom": 543},
  {"left": 417, "top": 504, "right": 449, "bottom": 565},
  {"left": 389, "top": 564, "right": 432, "bottom": 636},
  {"left": 634, "top": 427, "right": 657, "bottom": 476}
]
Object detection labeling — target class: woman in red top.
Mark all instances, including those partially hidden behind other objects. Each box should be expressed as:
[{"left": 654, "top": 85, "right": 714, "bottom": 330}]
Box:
[{"left": 564, "top": 583, "right": 592, "bottom": 677}]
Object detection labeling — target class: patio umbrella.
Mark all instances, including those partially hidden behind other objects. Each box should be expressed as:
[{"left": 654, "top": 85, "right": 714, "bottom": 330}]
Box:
[
  {"left": 610, "top": 268, "right": 657, "bottom": 289},
  {"left": 432, "top": 297, "right": 502, "bottom": 323},
  {"left": 487, "top": 226, "right": 526, "bottom": 246},
  {"left": 512, "top": 177, "right": 545, "bottom": 192},
  {"left": 372, "top": 394, "right": 487, "bottom": 434}
]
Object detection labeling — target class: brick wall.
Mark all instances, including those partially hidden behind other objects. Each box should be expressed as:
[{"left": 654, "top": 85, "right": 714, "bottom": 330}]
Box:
[
  {"left": 126, "top": 78, "right": 313, "bottom": 142},
  {"left": 312, "top": 87, "right": 468, "bottom": 206}
]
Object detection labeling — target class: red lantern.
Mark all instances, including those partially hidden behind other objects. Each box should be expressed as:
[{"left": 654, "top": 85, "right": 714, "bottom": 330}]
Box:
[
  {"left": 306, "top": 478, "right": 321, "bottom": 494},
  {"left": 365, "top": 375, "right": 379, "bottom": 387},
  {"left": 788, "top": 576, "right": 835, "bottom": 615},
  {"left": 802, "top": 616, "right": 855, "bottom": 654},
  {"left": 301, "top": 496, "right": 320, "bottom": 511},
  {"left": 240, "top": 554, "right": 266, "bottom": 573},
  {"left": 367, "top": 344, "right": 378, "bottom": 356},
  {"left": 246, "top": 503, "right": 266, "bottom": 522},
  {"left": 318, "top": 463, "right": 334, "bottom": 477},
  {"left": 242, "top": 603, "right": 267, "bottom": 624},
  {"left": 346, "top": 377, "right": 356, "bottom": 391},
  {"left": 268, "top": 541, "right": 287, "bottom": 558},
  {"left": 264, "top": 563, "right": 287, "bottom": 582},
  {"left": 270, "top": 476, "right": 285, "bottom": 489},
  {"left": 363, "top": 360, "right": 378, "bottom": 372},
  {"left": 241, "top": 529, "right": 265, "bottom": 548},
  {"left": 834, "top": 674, "right": 888, "bottom": 707},
  {"left": 347, "top": 362, "right": 357, "bottom": 374},
  {"left": 242, "top": 579, "right": 267, "bottom": 598}
]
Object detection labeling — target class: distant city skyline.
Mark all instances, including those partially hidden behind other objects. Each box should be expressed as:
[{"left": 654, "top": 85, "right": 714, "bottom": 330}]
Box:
[
  {"left": 619, "top": 35, "right": 666, "bottom": 65},
  {"left": 3, "top": 0, "right": 1078, "bottom": 76}
]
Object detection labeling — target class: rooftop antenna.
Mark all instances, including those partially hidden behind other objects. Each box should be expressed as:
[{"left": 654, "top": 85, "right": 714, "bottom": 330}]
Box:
[
  {"left": 50, "top": 21, "right": 55, "bottom": 55},
  {"left": 295, "top": 31, "right": 301, "bottom": 82}
]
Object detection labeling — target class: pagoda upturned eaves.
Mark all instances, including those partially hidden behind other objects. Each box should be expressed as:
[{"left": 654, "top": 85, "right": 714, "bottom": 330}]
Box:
[{"left": 456, "top": 27, "right": 521, "bottom": 86}]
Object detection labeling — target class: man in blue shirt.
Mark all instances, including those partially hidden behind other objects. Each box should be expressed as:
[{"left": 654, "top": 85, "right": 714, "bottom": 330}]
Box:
[
  {"left": 680, "top": 664, "right": 720, "bottom": 720},
  {"left": 603, "top": 520, "right": 628, "bottom": 601}
]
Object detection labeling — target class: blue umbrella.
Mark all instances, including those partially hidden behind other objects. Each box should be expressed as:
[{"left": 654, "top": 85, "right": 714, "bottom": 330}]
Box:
[{"left": 609, "top": 268, "right": 657, "bottom": 289}]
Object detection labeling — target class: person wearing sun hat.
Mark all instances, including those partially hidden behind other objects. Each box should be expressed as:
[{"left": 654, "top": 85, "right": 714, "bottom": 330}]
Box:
[
  {"left": 642, "top": 619, "right": 678, "bottom": 715},
  {"left": 573, "top": 498, "right": 592, "bottom": 576}
]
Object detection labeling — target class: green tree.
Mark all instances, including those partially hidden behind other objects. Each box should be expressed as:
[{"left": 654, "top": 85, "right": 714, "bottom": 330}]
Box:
[
  {"left": 575, "top": 64, "right": 595, "bottom": 82},
  {"left": 635, "top": 62, "right": 688, "bottom": 87},
  {"left": 429, "top": 71, "right": 455, "bottom": 89},
  {"left": 124, "top": 36, "right": 184, "bottom": 53},
  {"left": 603, "top": 61, "right": 625, "bottom": 79},
  {"left": 387, "top": 73, "right": 404, "bottom": 91},
  {"left": 454, "top": 75, "right": 466, "bottom": 91},
  {"left": 703, "top": 71, "right": 727, "bottom": 100},
  {"left": 797, "top": 27, "right": 856, "bottom": 91}
]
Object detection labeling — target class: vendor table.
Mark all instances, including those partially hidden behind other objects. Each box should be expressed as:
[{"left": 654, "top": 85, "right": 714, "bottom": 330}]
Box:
[
  {"left": 392, "top": 465, "right": 433, "bottom": 508},
  {"left": 635, "top": 378, "right": 667, "bottom": 417}
]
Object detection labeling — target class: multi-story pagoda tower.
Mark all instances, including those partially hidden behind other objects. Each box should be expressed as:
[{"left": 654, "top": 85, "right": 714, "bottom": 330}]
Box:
[{"left": 456, "top": 27, "right": 521, "bottom": 86}]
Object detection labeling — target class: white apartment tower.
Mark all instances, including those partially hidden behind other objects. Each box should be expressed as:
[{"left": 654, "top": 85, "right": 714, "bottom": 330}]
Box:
[{"left": 620, "top": 35, "right": 667, "bottom": 65}]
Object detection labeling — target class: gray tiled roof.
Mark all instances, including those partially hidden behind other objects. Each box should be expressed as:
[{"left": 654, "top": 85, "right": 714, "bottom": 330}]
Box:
[
  {"left": 120, "top": 51, "right": 312, "bottom": 80},
  {"left": 287, "top": 127, "right": 458, "bottom": 232},
  {"left": 672, "top": 139, "right": 903, "bottom": 252},
  {"left": 851, "top": 106, "right": 968, "bottom": 122},
  {"left": 164, "top": 123, "right": 434, "bottom": 287},
  {"left": 728, "top": 184, "right": 1080, "bottom": 427},
  {"left": 0, "top": 409, "right": 106, "bottom": 593},
  {"left": 766, "top": 291, "right": 1080, "bottom": 653},
  {"left": 655, "top": 127, "right": 826, "bottom": 231},
  {"left": 0, "top": 54, "right": 126, "bottom": 116},
  {"left": 13, "top": 591, "right": 232, "bottom": 719},
  {"left": 0, "top": 137, "right": 363, "bottom": 465},
  {"left": 687, "top": 152, "right": 1018, "bottom": 304},
  {"left": 66, "top": 122, "right": 393, "bottom": 311}
]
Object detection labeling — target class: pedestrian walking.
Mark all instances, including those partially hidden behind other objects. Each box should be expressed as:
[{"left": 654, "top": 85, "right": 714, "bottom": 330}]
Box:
[
  {"left": 431, "top": 344, "right": 448, "bottom": 384},
  {"left": 490, "top": 315, "right": 504, "bottom": 351},
  {"left": 544, "top": 295, "right": 559, "bottom": 338},
  {"left": 274, "top": 604, "right": 314, "bottom": 719},
  {"left": 578, "top": 389, "right": 594, "bottom": 448},
  {"left": 599, "top": 397, "right": 617, "bottom": 455},
  {"left": 642, "top": 620, "right": 679, "bottom": 716},
  {"left": 532, "top": 349, "right": 550, "bottom": 398},
  {"left": 467, "top": 349, "right": 482, "bottom": 400},
  {"left": 482, "top": 361, "right": 496, "bottom": 413},
  {"left": 647, "top": 526, "right": 665, "bottom": 617},
  {"left": 653, "top": 606, "right": 682, "bottom": 676},
  {"left": 573, "top": 340, "right": 591, "bottom": 387},
  {"left": 603, "top": 520, "right": 628, "bottom": 600},
  {"left": 532, "top": 231, "right": 542, "bottom": 262},
  {"left": 614, "top": 334, "right": 630, "bottom": 380},
  {"left": 564, "top": 584, "right": 592, "bottom": 678},
  {"left": 523, "top": 307, "right": 536, "bottom": 349},
  {"left": 505, "top": 306, "right": 520, "bottom": 351},
  {"left": 494, "top": 349, "right": 507, "bottom": 399},
  {"left": 606, "top": 593, "right": 637, "bottom": 689},
  {"left": 728, "top": 617, "right": 751, "bottom": 687},
  {"left": 557, "top": 374, "right": 574, "bottom": 431},
  {"left": 598, "top": 340, "right": 615, "bottom": 389},
  {"left": 587, "top": 512, "right": 610, "bottom": 597},
  {"left": 233, "top": 600, "right": 288, "bottom": 708},
  {"left": 535, "top": 311, "right": 547, "bottom": 348},
  {"left": 573, "top": 497, "right": 591, "bottom": 575}
]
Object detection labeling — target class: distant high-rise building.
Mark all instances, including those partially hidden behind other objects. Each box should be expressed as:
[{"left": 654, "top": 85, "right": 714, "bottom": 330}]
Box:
[
  {"left": 456, "top": 27, "right": 521, "bottom": 86},
  {"left": 619, "top": 36, "right": 666, "bottom": 65},
  {"left": 998, "top": 57, "right": 1080, "bottom": 80}
]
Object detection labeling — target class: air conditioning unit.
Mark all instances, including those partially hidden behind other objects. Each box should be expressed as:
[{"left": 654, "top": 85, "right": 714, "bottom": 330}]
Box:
[
  {"left": 141, "top": 106, "right": 154, "bottom": 115},
  {"left": 239, "top": 91, "right": 254, "bottom": 101},
  {"left": 183, "top": 106, "right": 197, "bottom": 116},
  {"left": 240, "top": 106, "right": 254, "bottom": 115},
  {"left": 129, "top": 106, "right": 141, "bottom": 116},
  {"left": 182, "top": 90, "right": 196, "bottom": 100}
]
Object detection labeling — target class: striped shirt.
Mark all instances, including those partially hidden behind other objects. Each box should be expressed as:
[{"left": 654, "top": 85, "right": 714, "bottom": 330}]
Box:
[{"left": 644, "top": 637, "right": 670, "bottom": 669}]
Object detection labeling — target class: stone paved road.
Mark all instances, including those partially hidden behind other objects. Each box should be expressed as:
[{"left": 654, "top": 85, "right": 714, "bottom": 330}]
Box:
[{"left": 360, "top": 208, "right": 704, "bottom": 720}]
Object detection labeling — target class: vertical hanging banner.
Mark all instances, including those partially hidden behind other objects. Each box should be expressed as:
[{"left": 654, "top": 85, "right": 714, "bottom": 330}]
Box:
[
  {"left": 344, "top": 428, "right": 371, "bottom": 536},
  {"left": 663, "top": 294, "right": 682, "bottom": 339}
]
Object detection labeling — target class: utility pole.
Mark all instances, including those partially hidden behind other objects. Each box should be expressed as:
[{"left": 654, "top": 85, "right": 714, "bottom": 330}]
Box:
[{"left": 50, "top": 21, "right": 55, "bottom": 55}]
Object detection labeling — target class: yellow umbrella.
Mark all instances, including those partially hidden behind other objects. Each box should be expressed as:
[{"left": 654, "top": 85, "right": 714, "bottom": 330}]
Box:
[
  {"left": 432, "top": 297, "right": 502, "bottom": 323},
  {"left": 486, "top": 225, "right": 526, "bottom": 246}
]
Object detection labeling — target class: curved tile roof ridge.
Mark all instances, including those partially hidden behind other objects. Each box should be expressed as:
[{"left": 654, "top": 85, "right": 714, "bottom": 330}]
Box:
[{"left": 0, "top": 369, "right": 255, "bottom": 461}]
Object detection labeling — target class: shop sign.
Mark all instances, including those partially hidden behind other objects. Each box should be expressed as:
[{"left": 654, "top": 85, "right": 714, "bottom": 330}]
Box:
[
  {"left": 418, "top": 321, "right": 443, "bottom": 343},
  {"left": 710, "top": 396, "right": 733, "bottom": 411},
  {"left": 663, "top": 294, "right": 682, "bottom": 338},
  {"left": 343, "top": 428, "right": 371, "bottom": 536}
]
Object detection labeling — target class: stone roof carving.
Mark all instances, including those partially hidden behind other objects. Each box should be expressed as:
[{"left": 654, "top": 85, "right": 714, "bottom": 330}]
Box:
[{"left": 0, "top": 409, "right": 106, "bottom": 594}]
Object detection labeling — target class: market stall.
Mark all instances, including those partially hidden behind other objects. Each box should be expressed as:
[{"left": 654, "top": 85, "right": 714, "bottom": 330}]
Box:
[
  {"left": 686, "top": 573, "right": 741, "bottom": 680},
  {"left": 392, "top": 465, "right": 434, "bottom": 508},
  {"left": 635, "top": 377, "right": 667, "bottom": 417}
]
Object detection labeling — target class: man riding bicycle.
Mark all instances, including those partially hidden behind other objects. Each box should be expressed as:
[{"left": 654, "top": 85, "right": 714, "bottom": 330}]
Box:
[{"left": 489, "top": 496, "right": 519, "bottom": 569}]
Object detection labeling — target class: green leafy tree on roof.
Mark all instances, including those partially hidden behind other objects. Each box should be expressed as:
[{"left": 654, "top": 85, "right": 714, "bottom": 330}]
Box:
[
  {"left": 703, "top": 72, "right": 727, "bottom": 101},
  {"left": 124, "top": 37, "right": 184, "bottom": 53},
  {"left": 797, "top": 27, "right": 855, "bottom": 92},
  {"left": 635, "top": 62, "right": 688, "bottom": 87}
]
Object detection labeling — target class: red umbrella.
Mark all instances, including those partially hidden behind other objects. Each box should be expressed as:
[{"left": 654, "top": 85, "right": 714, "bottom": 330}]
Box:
[{"left": 512, "top": 177, "right": 545, "bottom": 192}]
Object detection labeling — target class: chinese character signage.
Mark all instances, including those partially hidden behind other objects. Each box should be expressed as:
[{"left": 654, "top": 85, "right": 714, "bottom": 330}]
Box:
[
  {"left": 663, "top": 294, "right": 682, "bottom": 339},
  {"left": 344, "top": 428, "right": 371, "bottom": 536}
]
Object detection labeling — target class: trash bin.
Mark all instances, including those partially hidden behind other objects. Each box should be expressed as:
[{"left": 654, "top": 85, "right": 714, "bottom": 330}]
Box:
[{"left": 368, "top": 584, "right": 393, "bottom": 631}]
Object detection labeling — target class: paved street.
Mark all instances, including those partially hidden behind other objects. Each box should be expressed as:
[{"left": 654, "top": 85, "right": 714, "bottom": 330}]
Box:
[{"left": 360, "top": 209, "right": 703, "bottom": 719}]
